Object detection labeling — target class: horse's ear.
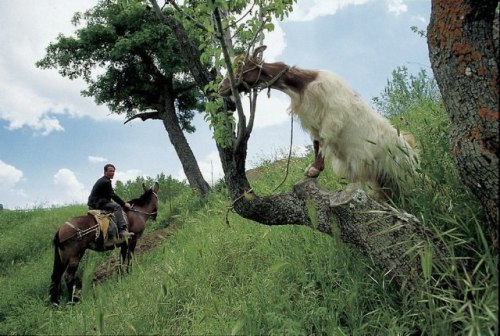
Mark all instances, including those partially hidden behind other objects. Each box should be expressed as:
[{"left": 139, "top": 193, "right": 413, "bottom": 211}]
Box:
[
  {"left": 253, "top": 45, "right": 267, "bottom": 60},
  {"left": 142, "top": 183, "right": 147, "bottom": 192},
  {"left": 153, "top": 181, "right": 160, "bottom": 193}
]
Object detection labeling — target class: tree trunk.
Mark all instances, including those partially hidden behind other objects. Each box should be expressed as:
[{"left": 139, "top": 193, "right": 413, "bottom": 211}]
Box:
[
  {"left": 427, "top": 0, "right": 499, "bottom": 245},
  {"left": 160, "top": 80, "right": 211, "bottom": 196}
]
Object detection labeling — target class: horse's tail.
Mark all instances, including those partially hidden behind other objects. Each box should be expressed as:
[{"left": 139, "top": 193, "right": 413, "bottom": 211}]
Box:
[{"left": 49, "top": 231, "right": 65, "bottom": 304}]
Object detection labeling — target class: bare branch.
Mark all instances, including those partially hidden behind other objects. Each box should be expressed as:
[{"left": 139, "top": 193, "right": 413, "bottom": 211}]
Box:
[
  {"left": 246, "top": 90, "right": 257, "bottom": 135},
  {"left": 124, "top": 111, "right": 161, "bottom": 124},
  {"left": 213, "top": 7, "right": 247, "bottom": 151}
]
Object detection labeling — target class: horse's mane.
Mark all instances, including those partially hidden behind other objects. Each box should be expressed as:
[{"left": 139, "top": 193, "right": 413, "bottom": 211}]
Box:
[{"left": 128, "top": 189, "right": 153, "bottom": 206}]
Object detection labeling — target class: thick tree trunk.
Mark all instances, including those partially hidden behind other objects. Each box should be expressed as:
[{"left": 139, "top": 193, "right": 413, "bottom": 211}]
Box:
[
  {"left": 160, "top": 80, "right": 211, "bottom": 196},
  {"left": 427, "top": 0, "right": 499, "bottom": 244}
]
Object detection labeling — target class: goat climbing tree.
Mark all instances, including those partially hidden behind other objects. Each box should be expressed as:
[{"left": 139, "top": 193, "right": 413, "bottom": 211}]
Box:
[
  {"left": 149, "top": 0, "right": 444, "bottom": 286},
  {"left": 427, "top": 1, "right": 499, "bottom": 245}
]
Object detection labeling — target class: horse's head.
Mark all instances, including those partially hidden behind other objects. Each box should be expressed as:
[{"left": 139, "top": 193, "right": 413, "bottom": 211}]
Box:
[
  {"left": 129, "top": 182, "right": 160, "bottom": 220},
  {"left": 144, "top": 181, "right": 159, "bottom": 220},
  {"left": 218, "top": 45, "right": 268, "bottom": 97}
]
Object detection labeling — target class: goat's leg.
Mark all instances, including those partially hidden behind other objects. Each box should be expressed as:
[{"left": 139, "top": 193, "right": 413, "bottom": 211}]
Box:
[{"left": 305, "top": 140, "right": 325, "bottom": 177}]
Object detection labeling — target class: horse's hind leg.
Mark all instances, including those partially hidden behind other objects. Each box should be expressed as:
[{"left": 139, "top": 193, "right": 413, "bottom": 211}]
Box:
[
  {"left": 65, "top": 251, "right": 85, "bottom": 303},
  {"left": 49, "top": 234, "right": 67, "bottom": 305}
]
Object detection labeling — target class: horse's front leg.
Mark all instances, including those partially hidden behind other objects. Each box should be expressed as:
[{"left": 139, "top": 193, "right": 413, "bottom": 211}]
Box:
[
  {"left": 120, "top": 239, "right": 137, "bottom": 273},
  {"left": 305, "top": 139, "right": 325, "bottom": 177}
]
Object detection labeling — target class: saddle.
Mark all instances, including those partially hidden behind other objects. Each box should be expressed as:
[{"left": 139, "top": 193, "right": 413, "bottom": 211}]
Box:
[
  {"left": 88, "top": 208, "right": 130, "bottom": 247},
  {"left": 88, "top": 210, "right": 117, "bottom": 241}
]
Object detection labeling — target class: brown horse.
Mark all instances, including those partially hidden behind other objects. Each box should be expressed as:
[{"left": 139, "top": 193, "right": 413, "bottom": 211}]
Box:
[{"left": 49, "top": 182, "right": 159, "bottom": 305}]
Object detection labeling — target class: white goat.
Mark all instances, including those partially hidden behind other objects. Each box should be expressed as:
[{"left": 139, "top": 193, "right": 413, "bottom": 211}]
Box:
[{"left": 219, "top": 46, "right": 418, "bottom": 199}]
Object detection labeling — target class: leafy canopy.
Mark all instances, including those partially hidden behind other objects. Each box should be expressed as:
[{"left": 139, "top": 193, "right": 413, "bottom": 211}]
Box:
[
  {"left": 37, "top": 0, "right": 202, "bottom": 132},
  {"left": 165, "top": 0, "right": 296, "bottom": 147}
]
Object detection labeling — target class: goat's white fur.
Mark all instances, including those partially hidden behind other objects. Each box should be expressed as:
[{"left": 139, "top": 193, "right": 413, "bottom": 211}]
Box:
[{"left": 285, "top": 71, "right": 418, "bottom": 195}]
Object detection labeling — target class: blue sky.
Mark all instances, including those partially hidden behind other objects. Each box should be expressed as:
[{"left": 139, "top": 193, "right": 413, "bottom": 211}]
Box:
[{"left": 0, "top": 0, "right": 431, "bottom": 209}]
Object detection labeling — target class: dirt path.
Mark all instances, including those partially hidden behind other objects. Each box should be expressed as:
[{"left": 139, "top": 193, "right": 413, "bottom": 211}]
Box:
[{"left": 92, "top": 220, "right": 182, "bottom": 284}]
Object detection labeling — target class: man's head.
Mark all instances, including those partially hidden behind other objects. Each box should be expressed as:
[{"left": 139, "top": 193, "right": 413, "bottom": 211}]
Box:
[{"left": 104, "top": 164, "right": 116, "bottom": 179}]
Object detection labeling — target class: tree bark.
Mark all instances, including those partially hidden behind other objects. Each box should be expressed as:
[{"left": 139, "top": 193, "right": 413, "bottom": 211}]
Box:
[
  {"left": 427, "top": 0, "right": 499, "bottom": 245},
  {"left": 160, "top": 80, "right": 211, "bottom": 196}
]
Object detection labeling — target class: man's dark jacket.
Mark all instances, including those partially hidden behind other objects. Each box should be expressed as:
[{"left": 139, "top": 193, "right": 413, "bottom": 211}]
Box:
[{"left": 87, "top": 176, "right": 125, "bottom": 209}]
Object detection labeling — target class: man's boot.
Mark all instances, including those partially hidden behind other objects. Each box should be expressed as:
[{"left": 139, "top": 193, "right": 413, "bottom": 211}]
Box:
[
  {"left": 115, "top": 208, "right": 134, "bottom": 238},
  {"left": 118, "top": 225, "right": 134, "bottom": 238}
]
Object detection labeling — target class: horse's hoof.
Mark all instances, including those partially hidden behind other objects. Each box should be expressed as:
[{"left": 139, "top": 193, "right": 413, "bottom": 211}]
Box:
[{"left": 304, "top": 166, "right": 321, "bottom": 178}]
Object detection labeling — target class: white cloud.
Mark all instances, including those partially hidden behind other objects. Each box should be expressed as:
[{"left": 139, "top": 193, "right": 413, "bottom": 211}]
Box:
[
  {"left": 114, "top": 169, "right": 143, "bottom": 185},
  {"left": 386, "top": 0, "right": 408, "bottom": 15},
  {"left": 262, "top": 20, "right": 287, "bottom": 62},
  {"left": 0, "top": 160, "right": 24, "bottom": 189},
  {"left": 414, "top": 15, "right": 427, "bottom": 24},
  {"left": 288, "top": 0, "right": 369, "bottom": 22},
  {"left": 0, "top": 0, "right": 115, "bottom": 136},
  {"left": 53, "top": 168, "right": 87, "bottom": 203},
  {"left": 88, "top": 155, "right": 108, "bottom": 163}
]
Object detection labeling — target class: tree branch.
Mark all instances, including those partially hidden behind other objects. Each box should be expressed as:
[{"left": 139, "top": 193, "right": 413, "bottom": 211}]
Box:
[
  {"left": 124, "top": 111, "right": 162, "bottom": 124},
  {"left": 211, "top": 6, "right": 248, "bottom": 153},
  {"left": 235, "top": 178, "right": 446, "bottom": 287},
  {"left": 166, "top": 0, "right": 212, "bottom": 34}
]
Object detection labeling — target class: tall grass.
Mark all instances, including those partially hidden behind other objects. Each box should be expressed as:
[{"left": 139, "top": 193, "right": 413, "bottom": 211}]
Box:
[{"left": 374, "top": 67, "right": 497, "bottom": 335}]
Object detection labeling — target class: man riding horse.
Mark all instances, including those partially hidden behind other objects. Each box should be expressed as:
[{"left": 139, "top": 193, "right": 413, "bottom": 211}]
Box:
[{"left": 87, "top": 163, "right": 134, "bottom": 238}]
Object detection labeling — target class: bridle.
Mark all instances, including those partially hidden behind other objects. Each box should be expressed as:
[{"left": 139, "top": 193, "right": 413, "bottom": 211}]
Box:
[
  {"left": 236, "top": 57, "right": 290, "bottom": 95},
  {"left": 129, "top": 191, "right": 158, "bottom": 218}
]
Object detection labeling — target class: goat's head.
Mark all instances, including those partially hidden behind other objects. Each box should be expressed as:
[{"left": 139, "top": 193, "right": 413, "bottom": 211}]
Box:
[{"left": 218, "top": 45, "right": 267, "bottom": 97}]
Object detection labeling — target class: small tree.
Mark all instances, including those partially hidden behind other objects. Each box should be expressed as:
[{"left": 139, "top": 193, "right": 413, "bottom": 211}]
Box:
[{"left": 37, "top": 0, "right": 211, "bottom": 196}]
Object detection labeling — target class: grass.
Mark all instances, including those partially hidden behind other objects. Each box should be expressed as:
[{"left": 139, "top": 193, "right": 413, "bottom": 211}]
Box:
[{"left": 0, "top": 99, "right": 497, "bottom": 335}]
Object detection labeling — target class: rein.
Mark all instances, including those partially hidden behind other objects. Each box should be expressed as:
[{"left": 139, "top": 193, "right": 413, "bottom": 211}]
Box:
[{"left": 129, "top": 207, "right": 158, "bottom": 217}]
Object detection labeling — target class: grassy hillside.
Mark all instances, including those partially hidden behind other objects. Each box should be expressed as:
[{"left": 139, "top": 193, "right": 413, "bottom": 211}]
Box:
[
  {"left": 0, "top": 88, "right": 497, "bottom": 334},
  {"left": 0, "top": 165, "right": 497, "bottom": 334}
]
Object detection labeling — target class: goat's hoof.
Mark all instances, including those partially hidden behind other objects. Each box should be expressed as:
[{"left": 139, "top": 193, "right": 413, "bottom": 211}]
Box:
[{"left": 305, "top": 166, "right": 321, "bottom": 178}]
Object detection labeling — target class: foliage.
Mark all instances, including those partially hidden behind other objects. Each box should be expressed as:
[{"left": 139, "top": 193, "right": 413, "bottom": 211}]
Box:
[
  {"left": 114, "top": 172, "right": 188, "bottom": 204},
  {"left": 372, "top": 66, "right": 441, "bottom": 118},
  {"left": 36, "top": 0, "right": 201, "bottom": 131},
  {"left": 164, "top": 0, "right": 297, "bottom": 147}
]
